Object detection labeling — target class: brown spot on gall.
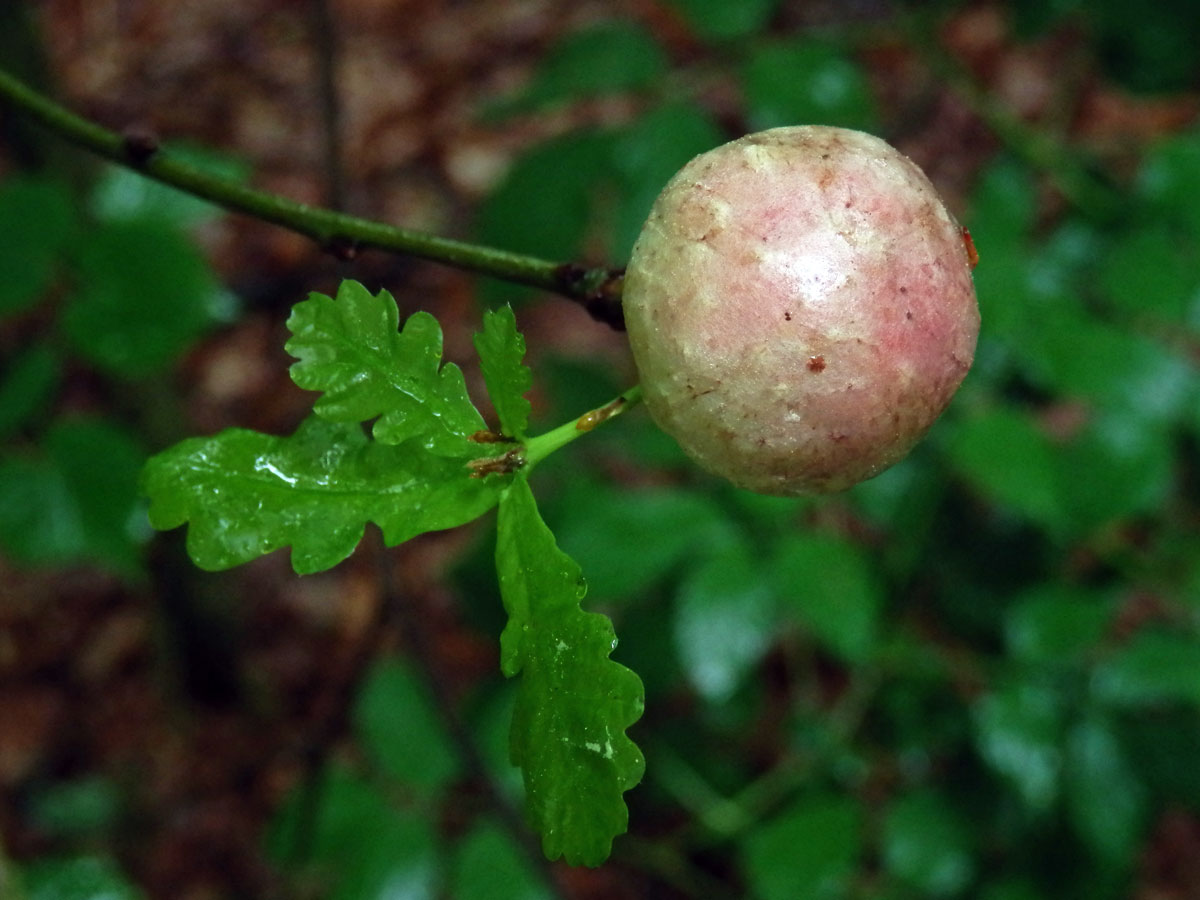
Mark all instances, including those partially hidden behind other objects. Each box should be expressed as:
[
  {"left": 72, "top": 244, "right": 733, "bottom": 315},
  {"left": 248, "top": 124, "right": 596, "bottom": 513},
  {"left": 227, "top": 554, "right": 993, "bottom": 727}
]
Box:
[
  {"left": 807, "top": 355, "right": 826, "bottom": 373},
  {"left": 962, "top": 227, "right": 979, "bottom": 269}
]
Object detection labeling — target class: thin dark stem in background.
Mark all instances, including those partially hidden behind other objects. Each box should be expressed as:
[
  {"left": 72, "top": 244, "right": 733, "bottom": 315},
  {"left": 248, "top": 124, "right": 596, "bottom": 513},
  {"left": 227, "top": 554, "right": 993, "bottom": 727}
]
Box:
[
  {"left": 310, "top": 0, "right": 347, "bottom": 213},
  {"left": 380, "top": 545, "right": 572, "bottom": 900},
  {"left": 897, "top": 7, "right": 1124, "bottom": 222},
  {"left": 278, "top": 581, "right": 393, "bottom": 868},
  {"left": 0, "top": 68, "right": 626, "bottom": 326}
]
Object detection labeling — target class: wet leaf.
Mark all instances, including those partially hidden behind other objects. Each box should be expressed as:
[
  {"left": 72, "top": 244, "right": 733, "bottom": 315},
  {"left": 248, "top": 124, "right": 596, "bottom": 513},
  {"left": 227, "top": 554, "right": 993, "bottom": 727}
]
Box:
[
  {"left": 142, "top": 416, "right": 505, "bottom": 574},
  {"left": 286, "top": 280, "right": 486, "bottom": 455},
  {"left": 496, "top": 476, "right": 644, "bottom": 865},
  {"left": 474, "top": 304, "right": 532, "bottom": 440}
]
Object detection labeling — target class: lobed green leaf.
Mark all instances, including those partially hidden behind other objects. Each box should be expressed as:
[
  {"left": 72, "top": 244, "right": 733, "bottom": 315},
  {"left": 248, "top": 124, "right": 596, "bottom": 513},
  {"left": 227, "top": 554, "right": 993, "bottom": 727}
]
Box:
[
  {"left": 474, "top": 304, "right": 532, "bottom": 439},
  {"left": 495, "top": 477, "right": 644, "bottom": 866},
  {"left": 142, "top": 416, "right": 505, "bottom": 574},
  {"left": 286, "top": 280, "right": 486, "bottom": 455}
]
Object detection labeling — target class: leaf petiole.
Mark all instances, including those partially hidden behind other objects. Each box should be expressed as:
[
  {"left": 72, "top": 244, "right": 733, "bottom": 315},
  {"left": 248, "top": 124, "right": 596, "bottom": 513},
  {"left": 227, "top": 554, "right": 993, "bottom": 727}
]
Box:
[{"left": 522, "top": 384, "right": 643, "bottom": 470}]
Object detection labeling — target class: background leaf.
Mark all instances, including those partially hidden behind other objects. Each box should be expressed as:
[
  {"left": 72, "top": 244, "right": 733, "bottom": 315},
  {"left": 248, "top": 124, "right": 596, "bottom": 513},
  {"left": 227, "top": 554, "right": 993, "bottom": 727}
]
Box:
[
  {"left": 0, "top": 418, "right": 146, "bottom": 573},
  {"left": 495, "top": 477, "right": 644, "bottom": 865},
  {"left": 771, "top": 533, "right": 882, "bottom": 662},
  {"left": 673, "top": 536, "right": 774, "bottom": 702},
  {"left": 63, "top": 220, "right": 229, "bottom": 376},
  {"left": 1065, "top": 714, "right": 1148, "bottom": 863},
  {"left": 20, "top": 857, "right": 143, "bottom": 900},
  {"left": 268, "top": 763, "right": 437, "bottom": 900},
  {"left": 741, "top": 40, "right": 877, "bottom": 132},
  {"left": 609, "top": 102, "right": 723, "bottom": 259},
  {"left": 882, "top": 790, "right": 974, "bottom": 896},
  {"left": 1093, "top": 631, "right": 1200, "bottom": 707},
  {"left": 741, "top": 795, "right": 861, "bottom": 900},
  {"left": 554, "top": 485, "right": 733, "bottom": 605},
  {"left": 949, "top": 407, "right": 1066, "bottom": 534},
  {"left": 1004, "top": 585, "right": 1112, "bottom": 665},
  {"left": 474, "top": 131, "right": 617, "bottom": 306},
  {"left": 666, "top": 0, "right": 780, "bottom": 41},
  {"left": 354, "top": 657, "right": 461, "bottom": 796},
  {"left": 487, "top": 21, "right": 668, "bottom": 116},
  {"left": 0, "top": 342, "right": 60, "bottom": 440},
  {"left": 973, "top": 680, "right": 1062, "bottom": 813},
  {"left": 450, "top": 822, "right": 551, "bottom": 900},
  {"left": 0, "top": 174, "right": 76, "bottom": 315},
  {"left": 89, "top": 145, "right": 249, "bottom": 228}
]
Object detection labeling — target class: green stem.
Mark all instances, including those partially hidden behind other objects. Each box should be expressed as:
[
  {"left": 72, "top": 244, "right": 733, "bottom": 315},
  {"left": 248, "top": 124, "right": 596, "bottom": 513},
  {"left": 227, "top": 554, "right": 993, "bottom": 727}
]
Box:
[
  {"left": 523, "top": 384, "right": 643, "bottom": 470},
  {"left": 0, "top": 67, "right": 624, "bottom": 305}
]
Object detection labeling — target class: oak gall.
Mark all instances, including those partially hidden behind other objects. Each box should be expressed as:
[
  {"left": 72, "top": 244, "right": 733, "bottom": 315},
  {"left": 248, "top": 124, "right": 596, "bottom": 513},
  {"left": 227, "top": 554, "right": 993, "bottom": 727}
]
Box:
[{"left": 622, "top": 126, "right": 980, "bottom": 495}]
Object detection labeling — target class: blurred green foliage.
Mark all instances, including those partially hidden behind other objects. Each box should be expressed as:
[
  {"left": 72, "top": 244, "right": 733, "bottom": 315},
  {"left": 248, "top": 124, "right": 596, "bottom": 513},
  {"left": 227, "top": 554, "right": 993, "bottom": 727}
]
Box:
[
  {"left": 5, "top": 2, "right": 1200, "bottom": 898},
  {"left": 466, "top": 8, "right": 1200, "bottom": 899},
  {"left": 0, "top": 157, "right": 234, "bottom": 574}
]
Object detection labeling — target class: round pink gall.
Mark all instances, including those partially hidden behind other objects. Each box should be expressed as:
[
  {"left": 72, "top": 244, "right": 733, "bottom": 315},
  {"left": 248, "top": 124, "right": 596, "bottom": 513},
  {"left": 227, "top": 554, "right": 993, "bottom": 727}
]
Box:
[{"left": 623, "top": 126, "right": 980, "bottom": 495}]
